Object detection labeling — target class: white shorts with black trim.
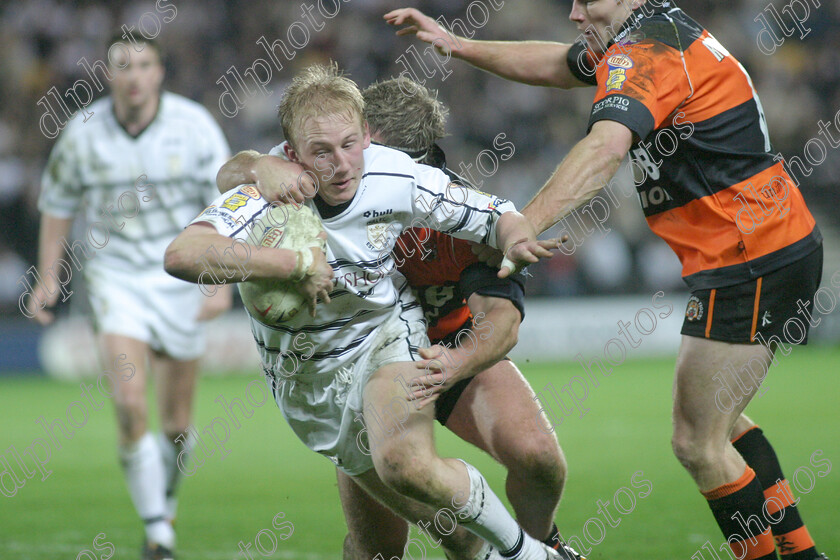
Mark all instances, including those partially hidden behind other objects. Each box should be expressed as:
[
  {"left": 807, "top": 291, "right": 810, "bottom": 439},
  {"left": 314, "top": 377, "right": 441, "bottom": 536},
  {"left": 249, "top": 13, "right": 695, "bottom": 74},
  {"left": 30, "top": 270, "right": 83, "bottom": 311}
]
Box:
[{"left": 271, "top": 305, "right": 428, "bottom": 476}]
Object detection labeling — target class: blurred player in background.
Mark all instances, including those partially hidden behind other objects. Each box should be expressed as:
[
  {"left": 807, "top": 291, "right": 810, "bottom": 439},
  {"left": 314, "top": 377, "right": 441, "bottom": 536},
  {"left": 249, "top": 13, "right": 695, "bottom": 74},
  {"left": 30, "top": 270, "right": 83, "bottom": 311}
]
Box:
[
  {"left": 166, "top": 63, "right": 563, "bottom": 560},
  {"left": 30, "top": 35, "right": 231, "bottom": 560},
  {"left": 216, "top": 77, "right": 580, "bottom": 559},
  {"left": 387, "top": 3, "right": 827, "bottom": 560}
]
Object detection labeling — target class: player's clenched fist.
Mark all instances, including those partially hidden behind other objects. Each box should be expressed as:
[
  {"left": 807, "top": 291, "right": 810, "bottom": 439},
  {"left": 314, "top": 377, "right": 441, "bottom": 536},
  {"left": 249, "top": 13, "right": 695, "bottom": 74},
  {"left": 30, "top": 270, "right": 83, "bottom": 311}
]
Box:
[{"left": 384, "top": 8, "right": 461, "bottom": 56}]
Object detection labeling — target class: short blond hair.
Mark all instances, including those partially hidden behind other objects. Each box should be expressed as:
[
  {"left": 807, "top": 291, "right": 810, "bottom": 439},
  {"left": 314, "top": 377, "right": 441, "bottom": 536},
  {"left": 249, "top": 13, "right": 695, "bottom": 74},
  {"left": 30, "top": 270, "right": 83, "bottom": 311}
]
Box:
[
  {"left": 363, "top": 77, "right": 448, "bottom": 152},
  {"left": 278, "top": 62, "right": 365, "bottom": 148}
]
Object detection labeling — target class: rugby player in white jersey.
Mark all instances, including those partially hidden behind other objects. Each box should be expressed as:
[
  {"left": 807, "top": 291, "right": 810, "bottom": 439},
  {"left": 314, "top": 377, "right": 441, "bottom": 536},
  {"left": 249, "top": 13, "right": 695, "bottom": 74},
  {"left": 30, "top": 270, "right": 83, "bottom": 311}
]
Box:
[
  {"left": 31, "top": 35, "right": 231, "bottom": 560},
  {"left": 165, "top": 63, "right": 563, "bottom": 560},
  {"left": 216, "top": 77, "right": 582, "bottom": 560}
]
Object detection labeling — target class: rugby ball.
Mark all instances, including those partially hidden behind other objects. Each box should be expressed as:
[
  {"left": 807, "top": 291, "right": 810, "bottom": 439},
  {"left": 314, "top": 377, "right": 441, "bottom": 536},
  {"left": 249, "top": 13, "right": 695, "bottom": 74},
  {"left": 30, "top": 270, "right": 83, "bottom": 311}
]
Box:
[{"left": 238, "top": 202, "right": 326, "bottom": 325}]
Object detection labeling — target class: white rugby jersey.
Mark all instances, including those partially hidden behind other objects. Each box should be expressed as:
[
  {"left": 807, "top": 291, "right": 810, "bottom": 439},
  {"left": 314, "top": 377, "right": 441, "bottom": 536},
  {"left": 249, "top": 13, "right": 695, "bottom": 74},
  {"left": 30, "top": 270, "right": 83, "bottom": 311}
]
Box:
[
  {"left": 39, "top": 91, "right": 230, "bottom": 273},
  {"left": 193, "top": 144, "right": 516, "bottom": 378}
]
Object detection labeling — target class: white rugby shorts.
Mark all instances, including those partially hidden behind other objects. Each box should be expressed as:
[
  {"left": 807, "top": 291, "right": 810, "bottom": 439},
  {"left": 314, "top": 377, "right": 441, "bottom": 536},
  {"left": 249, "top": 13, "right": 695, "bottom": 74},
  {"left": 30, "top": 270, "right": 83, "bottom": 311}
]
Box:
[
  {"left": 271, "top": 306, "right": 429, "bottom": 475},
  {"left": 86, "top": 266, "right": 207, "bottom": 361}
]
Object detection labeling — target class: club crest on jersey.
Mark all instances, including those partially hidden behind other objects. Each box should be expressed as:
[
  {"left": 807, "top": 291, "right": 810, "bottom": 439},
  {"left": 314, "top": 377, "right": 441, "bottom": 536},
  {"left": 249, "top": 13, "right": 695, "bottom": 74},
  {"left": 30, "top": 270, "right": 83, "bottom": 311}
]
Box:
[
  {"left": 605, "top": 55, "right": 633, "bottom": 92},
  {"left": 367, "top": 223, "right": 390, "bottom": 250},
  {"left": 685, "top": 295, "right": 704, "bottom": 322},
  {"left": 221, "top": 193, "right": 249, "bottom": 211},
  {"left": 238, "top": 185, "right": 261, "bottom": 199}
]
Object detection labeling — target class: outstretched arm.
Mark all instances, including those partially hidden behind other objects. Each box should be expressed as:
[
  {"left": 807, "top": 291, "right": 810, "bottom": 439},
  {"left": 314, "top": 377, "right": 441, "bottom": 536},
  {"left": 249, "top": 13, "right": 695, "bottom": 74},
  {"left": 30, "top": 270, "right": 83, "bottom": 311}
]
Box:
[
  {"left": 523, "top": 120, "right": 634, "bottom": 234},
  {"left": 385, "top": 7, "right": 590, "bottom": 89}
]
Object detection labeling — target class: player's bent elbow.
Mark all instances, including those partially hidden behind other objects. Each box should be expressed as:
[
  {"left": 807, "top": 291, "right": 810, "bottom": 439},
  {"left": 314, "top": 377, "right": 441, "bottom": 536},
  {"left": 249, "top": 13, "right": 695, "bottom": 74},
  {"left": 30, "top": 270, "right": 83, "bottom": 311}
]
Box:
[{"left": 163, "top": 239, "right": 197, "bottom": 282}]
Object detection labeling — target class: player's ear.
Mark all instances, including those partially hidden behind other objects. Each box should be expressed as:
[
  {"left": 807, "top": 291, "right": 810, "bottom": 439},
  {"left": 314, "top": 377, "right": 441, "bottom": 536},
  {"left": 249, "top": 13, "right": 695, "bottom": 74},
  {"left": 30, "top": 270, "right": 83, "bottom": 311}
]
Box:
[
  {"left": 362, "top": 121, "right": 371, "bottom": 149},
  {"left": 284, "top": 142, "right": 300, "bottom": 163}
]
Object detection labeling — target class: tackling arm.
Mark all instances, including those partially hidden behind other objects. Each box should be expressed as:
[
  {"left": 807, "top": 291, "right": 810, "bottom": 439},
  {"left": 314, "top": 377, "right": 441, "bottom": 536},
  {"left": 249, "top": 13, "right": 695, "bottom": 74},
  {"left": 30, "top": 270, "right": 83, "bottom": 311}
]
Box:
[
  {"left": 523, "top": 120, "right": 634, "bottom": 234},
  {"left": 385, "top": 8, "right": 590, "bottom": 89},
  {"left": 215, "top": 150, "right": 314, "bottom": 203},
  {"left": 408, "top": 293, "right": 521, "bottom": 407}
]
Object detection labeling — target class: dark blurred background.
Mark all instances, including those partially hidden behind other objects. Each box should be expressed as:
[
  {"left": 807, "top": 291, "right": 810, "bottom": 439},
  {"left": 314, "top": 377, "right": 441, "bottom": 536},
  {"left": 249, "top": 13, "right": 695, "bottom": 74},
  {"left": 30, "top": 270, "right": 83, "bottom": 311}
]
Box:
[{"left": 1, "top": 0, "right": 838, "bottom": 317}]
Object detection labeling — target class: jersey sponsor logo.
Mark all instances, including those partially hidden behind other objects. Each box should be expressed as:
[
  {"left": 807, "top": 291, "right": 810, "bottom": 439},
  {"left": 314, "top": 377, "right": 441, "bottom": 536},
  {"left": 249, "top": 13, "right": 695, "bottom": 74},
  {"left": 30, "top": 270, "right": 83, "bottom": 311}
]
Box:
[
  {"left": 487, "top": 197, "right": 508, "bottom": 211},
  {"left": 605, "top": 55, "right": 633, "bottom": 92},
  {"left": 363, "top": 209, "right": 393, "bottom": 218},
  {"left": 631, "top": 147, "right": 662, "bottom": 182},
  {"left": 593, "top": 96, "right": 630, "bottom": 114},
  {"left": 606, "top": 54, "right": 634, "bottom": 69},
  {"left": 239, "top": 185, "right": 262, "bottom": 199},
  {"left": 197, "top": 205, "right": 238, "bottom": 228},
  {"left": 221, "top": 193, "right": 249, "bottom": 211},
  {"left": 335, "top": 268, "right": 387, "bottom": 289},
  {"left": 685, "top": 295, "right": 704, "bottom": 322},
  {"left": 638, "top": 186, "right": 672, "bottom": 208}
]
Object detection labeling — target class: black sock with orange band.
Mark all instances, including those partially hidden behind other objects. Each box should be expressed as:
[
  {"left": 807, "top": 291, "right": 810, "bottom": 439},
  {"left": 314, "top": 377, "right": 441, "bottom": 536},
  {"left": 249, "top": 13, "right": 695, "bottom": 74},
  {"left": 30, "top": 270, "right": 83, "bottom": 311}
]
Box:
[
  {"left": 732, "top": 426, "right": 820, "bottom": 560},
  {"left": 703, "top": 466, "right": 777, "bottom": 560}
]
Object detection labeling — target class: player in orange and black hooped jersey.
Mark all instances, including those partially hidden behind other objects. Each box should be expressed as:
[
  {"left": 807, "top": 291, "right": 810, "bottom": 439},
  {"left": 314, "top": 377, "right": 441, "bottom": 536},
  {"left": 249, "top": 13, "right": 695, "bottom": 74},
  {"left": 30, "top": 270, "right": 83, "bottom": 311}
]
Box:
[
  {"left": 567, "top": 5, "right": 821, "bottom": 296},
  {"left": 565, "top": 5, "right": 823, "bottom": 559},
  {"left": 385, "top": 2, "right": 826, "bottom": 559}
]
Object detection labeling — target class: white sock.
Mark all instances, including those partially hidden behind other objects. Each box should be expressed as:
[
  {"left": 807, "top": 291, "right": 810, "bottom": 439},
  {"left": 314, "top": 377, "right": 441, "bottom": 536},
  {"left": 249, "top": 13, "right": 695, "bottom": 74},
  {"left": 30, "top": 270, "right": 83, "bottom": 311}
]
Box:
[
  {"left": 156, "top": 431, "right": 188, "bottom": 522},
  {"left": 119, "top": 432, "right": 174, "bottom": 548},
  {"left": 459, "top": 461, "right": 545, "bottom": 560}
]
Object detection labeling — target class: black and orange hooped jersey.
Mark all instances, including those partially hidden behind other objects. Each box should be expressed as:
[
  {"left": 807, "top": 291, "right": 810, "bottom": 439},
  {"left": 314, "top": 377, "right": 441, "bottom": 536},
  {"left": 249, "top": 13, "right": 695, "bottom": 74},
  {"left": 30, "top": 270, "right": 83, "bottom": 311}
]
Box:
[
  {"left": 567, "top": 1, "right": 821, "bottom": 290},
  {"left": 394, "top": 227, "right": 525, "bottom": 343}
]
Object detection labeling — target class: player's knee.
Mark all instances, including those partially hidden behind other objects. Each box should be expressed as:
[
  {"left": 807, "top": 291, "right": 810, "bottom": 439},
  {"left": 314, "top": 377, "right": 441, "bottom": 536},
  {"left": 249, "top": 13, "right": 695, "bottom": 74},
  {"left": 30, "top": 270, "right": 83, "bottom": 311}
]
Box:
[
  {"left": 504, "top": 439, "right": 566, "bottom": 495},
  {"left": 671, "top": 431, "right": 719, "bottom": 473},
  {"left": 114, "top": 395, "right": 147, "bottom": 431},
  {"left": 374, "top": 448, "right": 434, "bottom": 498}
]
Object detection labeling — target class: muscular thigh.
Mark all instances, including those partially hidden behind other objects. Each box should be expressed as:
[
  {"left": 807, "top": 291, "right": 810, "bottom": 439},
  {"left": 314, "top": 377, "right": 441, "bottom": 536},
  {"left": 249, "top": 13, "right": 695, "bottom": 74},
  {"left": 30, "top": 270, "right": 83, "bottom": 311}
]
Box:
[{"left": 444, "top": 360, "right": 560, "bottom": 464}]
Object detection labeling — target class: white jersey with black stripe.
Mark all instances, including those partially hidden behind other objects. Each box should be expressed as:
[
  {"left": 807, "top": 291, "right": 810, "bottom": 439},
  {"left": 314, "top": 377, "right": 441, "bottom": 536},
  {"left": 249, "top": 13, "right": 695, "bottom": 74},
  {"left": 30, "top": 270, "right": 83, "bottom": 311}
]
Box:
[
  {"left": 194, "top": 144, "right": 516, "bottom": 378},
  {"left": 38, "top": 91, "right": 230, "bottom": 275}
]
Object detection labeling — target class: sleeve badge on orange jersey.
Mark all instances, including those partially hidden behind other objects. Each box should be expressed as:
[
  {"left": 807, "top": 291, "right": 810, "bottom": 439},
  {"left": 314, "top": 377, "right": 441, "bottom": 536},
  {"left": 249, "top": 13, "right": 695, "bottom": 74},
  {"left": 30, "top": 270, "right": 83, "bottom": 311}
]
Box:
[{"left": 605, "top": 54, "right": 634, "bottom": 92}]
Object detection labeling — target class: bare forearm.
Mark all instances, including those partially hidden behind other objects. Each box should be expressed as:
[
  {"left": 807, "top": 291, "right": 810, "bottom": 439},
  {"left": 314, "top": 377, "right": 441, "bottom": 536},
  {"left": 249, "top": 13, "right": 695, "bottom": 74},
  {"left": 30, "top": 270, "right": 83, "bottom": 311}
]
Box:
[
  {"left": 456, "top": 39, "right": 579, "bottom": 88},
  {"left": 216, "top": 150, "right": 261, "bottom": 193},
  {"left": 164, "top": 226, "right": 297, "bottom": 283},
  {"left": 523, "top": 134, "right": 624, "bottom": 234},
  {"left": 449, "top": 306, "right": 518, "bottom": 380},
  {"left": 36, "top": 215, "right": 74, "bottom": 297}
]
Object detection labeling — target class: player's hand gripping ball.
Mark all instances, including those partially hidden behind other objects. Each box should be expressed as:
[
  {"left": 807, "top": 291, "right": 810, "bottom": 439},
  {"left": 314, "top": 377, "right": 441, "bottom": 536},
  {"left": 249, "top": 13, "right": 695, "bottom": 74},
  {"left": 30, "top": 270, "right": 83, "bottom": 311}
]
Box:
[{"left": 238, "top": 203, "right": 327, "bottom": 324}]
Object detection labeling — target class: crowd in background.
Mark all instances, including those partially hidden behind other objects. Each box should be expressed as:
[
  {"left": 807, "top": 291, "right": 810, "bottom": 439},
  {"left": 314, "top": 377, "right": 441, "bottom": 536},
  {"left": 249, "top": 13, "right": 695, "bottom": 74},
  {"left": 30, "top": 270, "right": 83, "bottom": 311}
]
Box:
[{"left": 2, "top": 0, "right": 838, "bottom": 315}]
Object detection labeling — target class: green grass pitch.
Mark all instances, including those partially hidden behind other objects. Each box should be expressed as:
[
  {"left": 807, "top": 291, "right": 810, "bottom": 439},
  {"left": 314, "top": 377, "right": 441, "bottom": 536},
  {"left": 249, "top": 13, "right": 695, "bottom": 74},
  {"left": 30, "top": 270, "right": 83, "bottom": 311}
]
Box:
[{"left": 1, "top": 348, "right": 838, "bottom": 559}]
